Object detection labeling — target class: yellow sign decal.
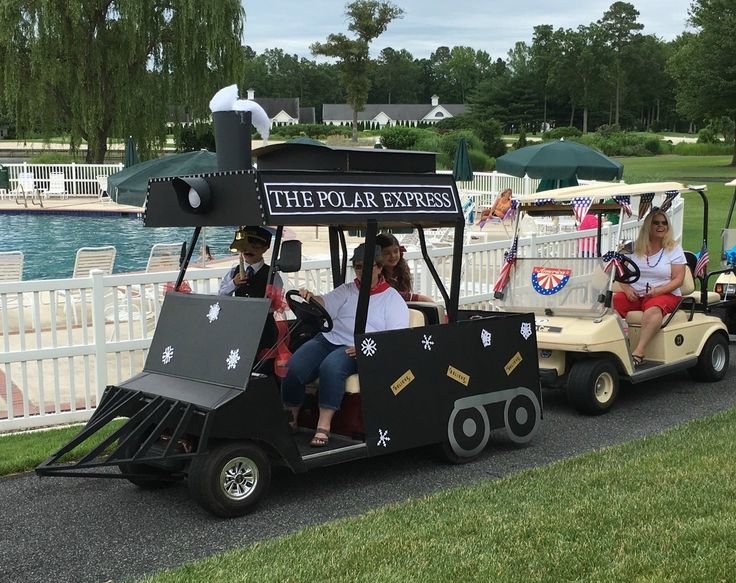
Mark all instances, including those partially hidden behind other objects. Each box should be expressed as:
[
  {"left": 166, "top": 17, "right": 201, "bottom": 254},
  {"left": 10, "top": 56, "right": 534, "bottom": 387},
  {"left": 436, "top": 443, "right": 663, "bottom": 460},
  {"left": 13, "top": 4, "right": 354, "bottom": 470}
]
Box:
[
  {"left": 504, "top": 352, "right": 523, "bottom": 375},
  {"left": 391, "top": 370, "right": 415, "bottom": 396},
  {"left": 446, "top": 365, "right": 470, "bottom": 387}
]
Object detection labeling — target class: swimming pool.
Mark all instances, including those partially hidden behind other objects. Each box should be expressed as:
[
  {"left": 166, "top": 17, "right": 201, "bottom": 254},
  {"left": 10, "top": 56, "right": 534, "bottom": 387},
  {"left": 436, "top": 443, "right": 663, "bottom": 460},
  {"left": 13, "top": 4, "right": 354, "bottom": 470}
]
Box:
[{"left": 0, "top": 212, "right": 237, "bottom": 280}]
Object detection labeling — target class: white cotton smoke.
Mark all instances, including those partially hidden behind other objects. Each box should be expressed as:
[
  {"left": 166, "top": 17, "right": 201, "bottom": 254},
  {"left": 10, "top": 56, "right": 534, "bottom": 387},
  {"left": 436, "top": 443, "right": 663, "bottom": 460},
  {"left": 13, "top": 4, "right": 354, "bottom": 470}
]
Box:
[
  {"left": 233, "top": 99, "right": 271, "bottom": 142},
  {"left": 209, "top": 85, "right": 239, "bottom": 112}
]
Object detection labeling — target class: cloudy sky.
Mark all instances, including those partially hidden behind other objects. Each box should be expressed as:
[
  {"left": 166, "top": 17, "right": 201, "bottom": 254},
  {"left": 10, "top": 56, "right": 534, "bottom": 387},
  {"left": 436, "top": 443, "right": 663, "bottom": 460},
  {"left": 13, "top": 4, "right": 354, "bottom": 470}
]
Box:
[{"left": 242, "top": 0, "right": 694, "bottom": 60}]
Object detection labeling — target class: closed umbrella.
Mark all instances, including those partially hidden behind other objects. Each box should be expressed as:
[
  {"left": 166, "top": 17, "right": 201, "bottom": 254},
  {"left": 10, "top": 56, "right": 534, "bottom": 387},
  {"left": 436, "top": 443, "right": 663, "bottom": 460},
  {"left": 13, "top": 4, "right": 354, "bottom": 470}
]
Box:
[
  {"left": 496, "top": 139, "right": 623, "bottom": 184},
  {"left": 124, "top": 136, "right": 139, "bottom": 168},
  {"left": 109, "top": 149, "right": 218, "bottom": 206},
  {"left": 452, "top": 137, "right": 474, "bottom": 182}
]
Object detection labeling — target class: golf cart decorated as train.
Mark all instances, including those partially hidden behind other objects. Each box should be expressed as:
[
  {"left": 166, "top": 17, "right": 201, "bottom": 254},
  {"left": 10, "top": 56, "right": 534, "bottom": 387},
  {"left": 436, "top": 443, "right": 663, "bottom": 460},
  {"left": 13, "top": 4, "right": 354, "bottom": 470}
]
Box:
[
  {"left": 36, "top": 117, "right": 542, "bottom": 518},
  {"left": 492, "top": 181, "right": 730, "bottom": 415}
]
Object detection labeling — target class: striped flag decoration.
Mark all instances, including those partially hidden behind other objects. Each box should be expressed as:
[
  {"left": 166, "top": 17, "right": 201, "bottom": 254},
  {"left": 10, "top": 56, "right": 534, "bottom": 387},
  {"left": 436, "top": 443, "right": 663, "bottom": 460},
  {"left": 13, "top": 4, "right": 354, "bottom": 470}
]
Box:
[
  {"left": 493, "top": 236, "right": 519, "bottom": 298},
  {"left": 694, "top": 242, "right": 709, "bottom": 278},
  {"left": 638, "top": 192, "right": 655, "bottom": 217},
  {"left": 659, "top": 190, "right": 679, "bottom": 212},
  {"left": 613, "top": 195, "right": 632, "bottom": 217},
  {"left": 570, "top": 196, "right": 593, "bottom": 225},
  {"left": 534, "top": 197, "right": 555, "bottom": 206}
]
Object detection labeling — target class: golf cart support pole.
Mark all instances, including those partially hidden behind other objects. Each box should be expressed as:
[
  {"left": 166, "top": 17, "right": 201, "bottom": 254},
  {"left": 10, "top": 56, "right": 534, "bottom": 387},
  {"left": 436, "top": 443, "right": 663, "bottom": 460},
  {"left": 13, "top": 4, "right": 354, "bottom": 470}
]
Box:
[
  {"left": 690, "top": 187, "right": 709, "bottom": 306},
  {"left": 175, "top": 226, "right": 202, "bottom": 291},
  {"left": 355, "top": 220, "right": 378, "bottom": 335}
]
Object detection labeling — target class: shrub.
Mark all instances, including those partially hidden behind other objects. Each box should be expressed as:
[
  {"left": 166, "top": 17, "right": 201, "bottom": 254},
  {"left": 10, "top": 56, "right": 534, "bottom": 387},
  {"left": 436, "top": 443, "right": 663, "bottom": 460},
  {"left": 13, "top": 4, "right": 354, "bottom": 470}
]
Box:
[
  {"left": 542, "top": 126, "right": 582, "bottom": 140},
  {"left": 412, "top": 132, "right": 442, "bottom": 154},
  {"left": 439, "top": 130, "right": 484, "bottom": 157},
  {"left": 30, "top": 152, "right": 78, "bottom": 163},
  {"left": 176, "top": 122, "right": 215, "bottom": 152},
  {"left": 513, "top": 127, "right": 528, "bottom": 150},
  {"left": 379, "top": 126, "right": 421, "bottom": 150},
  {"left": 474, "top": 119, "right": 507, "bottom": 158},
  {"left": 596, "top": 124, "right": 621, "bottom": 138},
  {"left": 673, "top": 142, "right": 734, "bottom": 156},
  {"left": 270, "top": 124, "right": 351, "bottom": 139},
  {"left": 435, "top": 114, "right": 476, "bottom": 132},
  {"left": 467, "top": 149, "right": 492, "bottom": 171},
  {"left": 697, "top": 127, "right": 719, "bottom": 144}
]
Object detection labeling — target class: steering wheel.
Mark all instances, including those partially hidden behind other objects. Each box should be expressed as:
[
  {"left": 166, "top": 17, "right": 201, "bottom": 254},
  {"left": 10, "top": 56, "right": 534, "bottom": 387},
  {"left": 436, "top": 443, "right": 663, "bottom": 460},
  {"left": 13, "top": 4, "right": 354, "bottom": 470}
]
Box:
[
  {"left": 286, "top": 289, "right": 333, "bottom": 333},
  {"left": 615, "top": 255, "right": 641, "bottom": 284}
]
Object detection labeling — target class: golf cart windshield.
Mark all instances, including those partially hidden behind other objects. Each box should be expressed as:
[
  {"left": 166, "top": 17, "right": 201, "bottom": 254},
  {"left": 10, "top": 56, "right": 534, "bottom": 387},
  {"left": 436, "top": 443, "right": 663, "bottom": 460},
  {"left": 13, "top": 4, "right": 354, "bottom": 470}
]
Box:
[{"left": 495, "top": 256, "right": 610, "bottom": 317}]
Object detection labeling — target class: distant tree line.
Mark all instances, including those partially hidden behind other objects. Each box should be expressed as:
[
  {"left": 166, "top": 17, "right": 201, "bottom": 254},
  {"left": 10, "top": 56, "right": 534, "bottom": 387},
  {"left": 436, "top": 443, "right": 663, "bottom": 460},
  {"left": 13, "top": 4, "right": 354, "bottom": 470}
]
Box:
[{"left": 0, "top": 0, "right": 733, "bottom": 163}]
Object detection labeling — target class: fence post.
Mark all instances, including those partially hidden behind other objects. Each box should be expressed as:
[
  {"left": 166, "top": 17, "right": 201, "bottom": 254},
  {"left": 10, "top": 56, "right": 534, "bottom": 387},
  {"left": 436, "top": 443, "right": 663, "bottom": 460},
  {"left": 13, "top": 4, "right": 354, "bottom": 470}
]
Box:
[
  {"left": 91, "top": 269, "right": 107, "bottom": 400},
  {"left": 71, "top": 163, "right": 78, "bottom": 197},
  {"left": 523, "top": 175, "right": 532, "bottom": 195},
  {"left": 491, "top": 171, "right": 498, "bottom": 195}
]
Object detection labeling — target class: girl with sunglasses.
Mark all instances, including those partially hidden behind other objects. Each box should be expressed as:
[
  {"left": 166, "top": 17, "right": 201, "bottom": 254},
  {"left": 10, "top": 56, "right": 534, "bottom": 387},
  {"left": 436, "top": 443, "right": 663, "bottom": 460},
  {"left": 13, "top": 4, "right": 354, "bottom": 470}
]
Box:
[{"left": 612, "top": 210, "right": 687, "bottom": 366}]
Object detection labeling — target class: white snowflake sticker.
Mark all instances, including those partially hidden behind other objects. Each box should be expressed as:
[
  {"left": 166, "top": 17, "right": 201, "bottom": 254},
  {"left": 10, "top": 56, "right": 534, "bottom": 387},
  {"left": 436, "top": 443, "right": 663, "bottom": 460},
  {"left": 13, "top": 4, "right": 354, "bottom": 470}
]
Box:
[
  {"left": 206, "top": 302, "right": 221, "bottom": 323},
  {"left": 377, "top": 429, "right": 391, "bottom": 447},
  {"left": 361, "top": 337, "right": 377, "bottom": 357},
  {"left": 480, "top": 329, "right": 492, "bottom": 348},
  {"left": 520, "top": 322, "right": 533, "bottom": 340},
  {"left": 421, "top": 334, "right": 434, "bottom": 351},
  {"left": 161, "top": 345, "right": 174, "bottom": 365},
  {"left": 226, "top": 349, "right": 241, "bottom": 370}
]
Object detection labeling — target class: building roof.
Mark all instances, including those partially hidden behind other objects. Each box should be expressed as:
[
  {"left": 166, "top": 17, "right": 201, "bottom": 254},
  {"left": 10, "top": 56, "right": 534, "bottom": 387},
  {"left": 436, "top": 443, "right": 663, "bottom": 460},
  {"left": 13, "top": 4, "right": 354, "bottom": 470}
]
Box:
[
  {"left": 299, "top": 107, "right": 316, "bottom": 124},
  {"left": 252, "top": 97, "right": 299, "bottom": 119},
  {"left": 323, "top": 103, "right": 467, "bottom": 121}
]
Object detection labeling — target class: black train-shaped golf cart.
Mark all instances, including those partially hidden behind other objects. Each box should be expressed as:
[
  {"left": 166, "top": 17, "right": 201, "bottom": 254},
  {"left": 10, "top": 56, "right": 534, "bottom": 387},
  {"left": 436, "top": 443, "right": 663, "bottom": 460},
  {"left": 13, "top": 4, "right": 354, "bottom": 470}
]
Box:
[{"left": 37, "top": 118, "right": 543, "bottom": 517}]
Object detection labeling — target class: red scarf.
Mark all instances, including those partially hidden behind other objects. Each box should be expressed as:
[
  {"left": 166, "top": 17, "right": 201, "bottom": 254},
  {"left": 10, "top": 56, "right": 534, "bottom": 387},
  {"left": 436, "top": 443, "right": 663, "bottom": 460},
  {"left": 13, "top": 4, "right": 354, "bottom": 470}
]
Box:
[{"left": 354, "top": 275, "right": 391, "bottom": 295}]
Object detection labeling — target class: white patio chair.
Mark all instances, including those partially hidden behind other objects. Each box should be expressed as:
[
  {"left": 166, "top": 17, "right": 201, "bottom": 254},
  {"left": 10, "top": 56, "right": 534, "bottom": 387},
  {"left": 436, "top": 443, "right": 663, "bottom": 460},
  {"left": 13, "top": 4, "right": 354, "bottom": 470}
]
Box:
[
  {"left": 146, "top": 243, "right": 183, "bottom": 273},
  {"left": 97, "top": 175, "right": 110, "bottom": 202},
  {"left": 47, "top": 172, "right": 68, "bottom": 199},
  {"left": 11, "top": 171, "right": 46, "bottom": 200},
  {"left": 0, "top": 251, "right": 23, "bottom": 282},
  {"left": 65, "top": 246, "right": 117, "bottom": 324}
]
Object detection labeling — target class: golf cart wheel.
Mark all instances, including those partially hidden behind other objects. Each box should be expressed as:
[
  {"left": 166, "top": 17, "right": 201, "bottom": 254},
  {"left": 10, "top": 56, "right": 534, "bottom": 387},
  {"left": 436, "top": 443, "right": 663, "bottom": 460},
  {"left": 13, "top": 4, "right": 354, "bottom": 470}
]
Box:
[
  {"left": 188, "top": 441, "right": 271, "bottom": 518},
  {"left": 118, "top": 434, "right": 182, "bottom": 490},
  {"left": 566, "top": 358, "right": 619, "bottom": 415},
  {"left": 437, "top": 405, "right": 490, "bottom": 464},
  {"left": 688, "top": 333, "right": 729, "bottom": 382}
]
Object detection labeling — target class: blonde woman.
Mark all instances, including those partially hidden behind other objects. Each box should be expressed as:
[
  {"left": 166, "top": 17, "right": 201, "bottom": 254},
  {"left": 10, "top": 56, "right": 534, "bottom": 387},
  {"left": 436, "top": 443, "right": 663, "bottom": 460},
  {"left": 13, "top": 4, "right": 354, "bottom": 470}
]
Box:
[{"left": 613, "top": 210, "right": 686, "bottom": 366}]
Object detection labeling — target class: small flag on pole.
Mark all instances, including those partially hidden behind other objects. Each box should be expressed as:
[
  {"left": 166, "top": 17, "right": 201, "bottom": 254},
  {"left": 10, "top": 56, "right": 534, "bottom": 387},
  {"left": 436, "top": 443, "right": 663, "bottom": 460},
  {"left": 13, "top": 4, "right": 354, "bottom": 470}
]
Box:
[
  {"left": 694, "top": 243, "right": 709, "bottom": 278},
  {"left": 493, "top": 236, "right": 518, "bottom": 298}
]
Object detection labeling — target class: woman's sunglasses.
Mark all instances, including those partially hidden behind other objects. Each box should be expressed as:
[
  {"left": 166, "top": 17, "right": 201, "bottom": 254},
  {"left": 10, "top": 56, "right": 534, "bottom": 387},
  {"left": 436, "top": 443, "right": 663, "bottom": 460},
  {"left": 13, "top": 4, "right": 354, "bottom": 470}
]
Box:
[{"left": 652, "top": 220, "right": 668, "bottom": 226}]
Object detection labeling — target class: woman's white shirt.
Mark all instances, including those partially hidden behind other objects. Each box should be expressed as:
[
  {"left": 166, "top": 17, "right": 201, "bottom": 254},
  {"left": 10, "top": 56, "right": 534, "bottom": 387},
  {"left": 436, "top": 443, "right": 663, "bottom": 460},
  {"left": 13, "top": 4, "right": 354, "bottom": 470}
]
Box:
[{"left": 628, "top": 244, "right": 686, "bottom": 296}]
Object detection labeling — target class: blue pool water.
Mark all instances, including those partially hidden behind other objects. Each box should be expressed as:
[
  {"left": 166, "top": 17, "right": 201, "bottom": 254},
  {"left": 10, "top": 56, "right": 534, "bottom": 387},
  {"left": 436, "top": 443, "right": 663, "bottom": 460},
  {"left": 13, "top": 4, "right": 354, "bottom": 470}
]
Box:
[{"left": 0, "top": 212, "right": 238, "bottom": 280}]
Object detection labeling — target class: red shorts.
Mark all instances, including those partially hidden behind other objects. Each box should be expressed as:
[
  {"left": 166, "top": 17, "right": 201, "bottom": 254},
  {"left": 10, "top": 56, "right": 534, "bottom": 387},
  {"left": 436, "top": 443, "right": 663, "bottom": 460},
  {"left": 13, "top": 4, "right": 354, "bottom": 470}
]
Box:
[{"left": 613, "top": 292, "right": 681, "bottom": 317}]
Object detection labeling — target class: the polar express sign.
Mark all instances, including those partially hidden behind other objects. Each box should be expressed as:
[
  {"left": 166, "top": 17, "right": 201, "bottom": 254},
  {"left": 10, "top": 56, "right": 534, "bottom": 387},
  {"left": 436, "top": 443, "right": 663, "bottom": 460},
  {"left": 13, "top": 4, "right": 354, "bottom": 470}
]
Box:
[{"left": 259, "top": 172, "right": 461, "bottom": 224}]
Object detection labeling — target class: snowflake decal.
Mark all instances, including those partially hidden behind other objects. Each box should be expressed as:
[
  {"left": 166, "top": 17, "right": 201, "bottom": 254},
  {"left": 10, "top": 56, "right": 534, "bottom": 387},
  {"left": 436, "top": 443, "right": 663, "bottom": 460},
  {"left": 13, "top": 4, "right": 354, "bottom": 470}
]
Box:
[
  {"left": 480, "top": 329, "right": 492, "bottom": 348},
  {"left": 161, "top": 345, "right": 174, "bottom": 365},
  {"left": 206, "top": 302, "right": 221, "bottom": 323},
  {"left": 361, "top": 337, "right": 378, "bottom": 357},
  {"left": 520, "top": 322, "right": 533, "bottom": 340},
  {"left": 226, "top": 349, "right": 241, "bottom": 370},
  {"left": 421, "top": 334, "right": 434, "bottom": 351},
  {"left": 377, "top": 429, "right": 391, "bottom": 447}
]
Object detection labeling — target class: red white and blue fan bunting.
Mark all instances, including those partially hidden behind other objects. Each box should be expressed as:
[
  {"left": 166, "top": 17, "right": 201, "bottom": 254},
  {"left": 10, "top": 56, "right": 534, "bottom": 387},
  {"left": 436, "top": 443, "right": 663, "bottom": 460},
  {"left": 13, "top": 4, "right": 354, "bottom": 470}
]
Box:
[
  {"left": 613, "top": 195, "right": 632, "bottom": 217},
  {"left": 531, "top": 266, "right": 572, "bottom": 295},
  {"left": 658, "top": 190, "right": 679, "bottom": 212},
  {"left": 493, "top": 236, "right": 518, "bottom": 298},
  {"left": 570, "top": 197, "right": 593, "bottom": 225},
  {"left": 638, "top": 192, "right": 655, "bottom": 217}
]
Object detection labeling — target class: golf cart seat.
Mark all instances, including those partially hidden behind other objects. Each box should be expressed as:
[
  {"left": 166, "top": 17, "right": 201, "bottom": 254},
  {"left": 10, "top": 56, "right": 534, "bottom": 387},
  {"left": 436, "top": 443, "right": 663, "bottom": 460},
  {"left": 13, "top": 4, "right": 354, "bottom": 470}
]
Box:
[
  {"left": 622, "top": 267, "right": 696, "bottom": 327},
  {"left": 682, "top": 250, "right": 720, "bottom": 304}
]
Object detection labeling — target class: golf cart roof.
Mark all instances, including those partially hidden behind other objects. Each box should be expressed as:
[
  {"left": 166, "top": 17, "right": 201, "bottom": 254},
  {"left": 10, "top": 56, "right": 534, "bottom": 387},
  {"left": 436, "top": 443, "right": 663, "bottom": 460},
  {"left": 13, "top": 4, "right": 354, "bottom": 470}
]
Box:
[{"left": 515, "top": 181, "right": 690, "bottom": 205}]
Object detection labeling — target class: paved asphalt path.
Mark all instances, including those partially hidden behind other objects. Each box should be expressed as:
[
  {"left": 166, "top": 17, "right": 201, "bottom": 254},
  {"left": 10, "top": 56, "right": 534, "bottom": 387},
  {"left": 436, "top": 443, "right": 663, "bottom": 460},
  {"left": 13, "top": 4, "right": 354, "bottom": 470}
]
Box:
[{"left": 2, "top": 349, "right": 735, "bottom": 583}]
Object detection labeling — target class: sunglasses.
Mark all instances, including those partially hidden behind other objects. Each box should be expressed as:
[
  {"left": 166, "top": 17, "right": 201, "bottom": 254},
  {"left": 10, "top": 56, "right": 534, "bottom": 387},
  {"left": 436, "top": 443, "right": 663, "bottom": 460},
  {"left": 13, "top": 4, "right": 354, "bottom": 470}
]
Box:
[{"left": 652, "top": 220, "right": 668, "bottom": 226}]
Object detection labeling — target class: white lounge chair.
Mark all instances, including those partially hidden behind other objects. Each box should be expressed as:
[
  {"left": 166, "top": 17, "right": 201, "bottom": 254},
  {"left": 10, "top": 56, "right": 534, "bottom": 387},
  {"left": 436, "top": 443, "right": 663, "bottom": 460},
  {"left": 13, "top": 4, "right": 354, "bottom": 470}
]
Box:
[
  {"left": 47, "top": 172, "right": 67, "bottom": 199},
  {"left": 0, "top": 251, "right": 23, "bottom": 282},
  {"left": 146, "top": 243, "right": 183, "bottom": 273},
  {"left": 11, "top": 171, "right": 46, "bottom": 200},
  {"left": 97, "top": 175, "right": 110, "bottom": 202},
  {"left": 66, "top": 246, "right": 117, "bottom": 324}
]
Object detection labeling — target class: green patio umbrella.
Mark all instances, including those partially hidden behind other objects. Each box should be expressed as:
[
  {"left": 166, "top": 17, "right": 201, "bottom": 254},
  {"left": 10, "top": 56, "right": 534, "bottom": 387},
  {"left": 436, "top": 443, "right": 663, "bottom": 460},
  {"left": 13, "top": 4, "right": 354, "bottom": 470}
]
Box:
[
  {"left": 496, "top": 139, "right": 623, "bottom": 183},
  {"left": 124, "top": 136, "right": 139, "bottom": 168},
  {"left": 110, "top": 149, "right": 218, "bottom": 207},
  {"left": 452, "top": 136, "right": 474, "bottom": 182}
]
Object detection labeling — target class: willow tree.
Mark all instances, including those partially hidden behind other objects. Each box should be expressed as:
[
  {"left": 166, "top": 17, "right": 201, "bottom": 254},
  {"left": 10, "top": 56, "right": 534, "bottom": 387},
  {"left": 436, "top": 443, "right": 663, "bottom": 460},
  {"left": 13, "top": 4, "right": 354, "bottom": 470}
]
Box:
[
  {"left": 0, "top": 1, "right": 244, "bottom": 162},
  {"left": 311, "top": 1, "right": 403, "bottom": 142}
]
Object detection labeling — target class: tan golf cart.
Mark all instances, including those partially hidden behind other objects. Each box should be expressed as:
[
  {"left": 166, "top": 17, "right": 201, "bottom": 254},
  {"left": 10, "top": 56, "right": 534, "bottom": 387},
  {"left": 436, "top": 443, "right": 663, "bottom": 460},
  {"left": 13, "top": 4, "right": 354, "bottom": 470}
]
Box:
[{"left": 493, "top": 181, "right": 730, "bottom": 414}]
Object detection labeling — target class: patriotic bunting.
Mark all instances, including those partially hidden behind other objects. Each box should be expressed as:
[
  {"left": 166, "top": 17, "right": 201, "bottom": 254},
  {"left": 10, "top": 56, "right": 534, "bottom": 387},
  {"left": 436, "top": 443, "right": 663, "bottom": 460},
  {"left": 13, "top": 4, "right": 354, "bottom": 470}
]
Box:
[
  {"left": 493, "top": 236, "right": 518, "bottom": 299},
  {"left": 571, "top": 196, "right": 593, "bottom": 225},
  {"left": 638, "top": 192, "right": 655, "bottom": 217},
  {"left": 658, "top": 190, "right": 679, "bottom": 212},
  {"left": 694, "top": 242, "right": 709, "bottom": 278},
  {"left": 534, "top": 198, "right": 555, "bottom": 206},
  {"left": 613, "top": 195, "right": 632, "bottom": 217}
]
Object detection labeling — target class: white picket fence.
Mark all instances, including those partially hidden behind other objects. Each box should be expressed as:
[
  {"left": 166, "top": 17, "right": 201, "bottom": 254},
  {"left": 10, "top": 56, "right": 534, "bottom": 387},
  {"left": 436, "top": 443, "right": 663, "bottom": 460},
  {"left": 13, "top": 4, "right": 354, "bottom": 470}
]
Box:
[
  {"left": 1, "top": 162, "right": 124, "bottom": 197},
  {"left": 0, "top": 205, "right": 672, "bottom": 433}
]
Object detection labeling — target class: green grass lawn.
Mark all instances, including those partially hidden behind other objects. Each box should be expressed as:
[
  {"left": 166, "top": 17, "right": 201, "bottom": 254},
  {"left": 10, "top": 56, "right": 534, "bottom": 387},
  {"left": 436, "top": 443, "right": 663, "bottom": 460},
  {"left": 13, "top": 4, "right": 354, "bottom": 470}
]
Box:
[{"left": 138, "top": 406, "right": 736, "bottom": 583}]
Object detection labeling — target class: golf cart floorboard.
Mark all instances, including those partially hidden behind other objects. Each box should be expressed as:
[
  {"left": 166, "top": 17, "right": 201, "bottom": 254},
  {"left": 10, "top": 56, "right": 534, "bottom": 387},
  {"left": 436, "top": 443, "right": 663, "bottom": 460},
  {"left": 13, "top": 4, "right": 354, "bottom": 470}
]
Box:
[
  {"left": 623, "top": 356, "right": 698, "bottom": 383},
  {"left": 292, "top": 428, "right": 368, "bottom": 468}
]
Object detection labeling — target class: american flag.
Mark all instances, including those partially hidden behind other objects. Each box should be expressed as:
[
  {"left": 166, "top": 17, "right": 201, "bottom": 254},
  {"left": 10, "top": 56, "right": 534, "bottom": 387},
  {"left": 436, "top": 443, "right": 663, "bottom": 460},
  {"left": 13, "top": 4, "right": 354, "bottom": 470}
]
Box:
[
  {"left": 694, "top": 242, "right": 709, "bottom": 278},
  {"left": 638, "top": 192, "right": 655, "bottom": 217},
  {"left": 493, "top": 236, "right": 518, "bottom": 297},
  {"left": 570, "top": 196, "right": 593, "bottom": 225},
  {"left": 613, "top": 195, "right": 632, "bottom": 217},
  {"left": 659, "top": 190, "right": 679, "bottom": 212}
]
